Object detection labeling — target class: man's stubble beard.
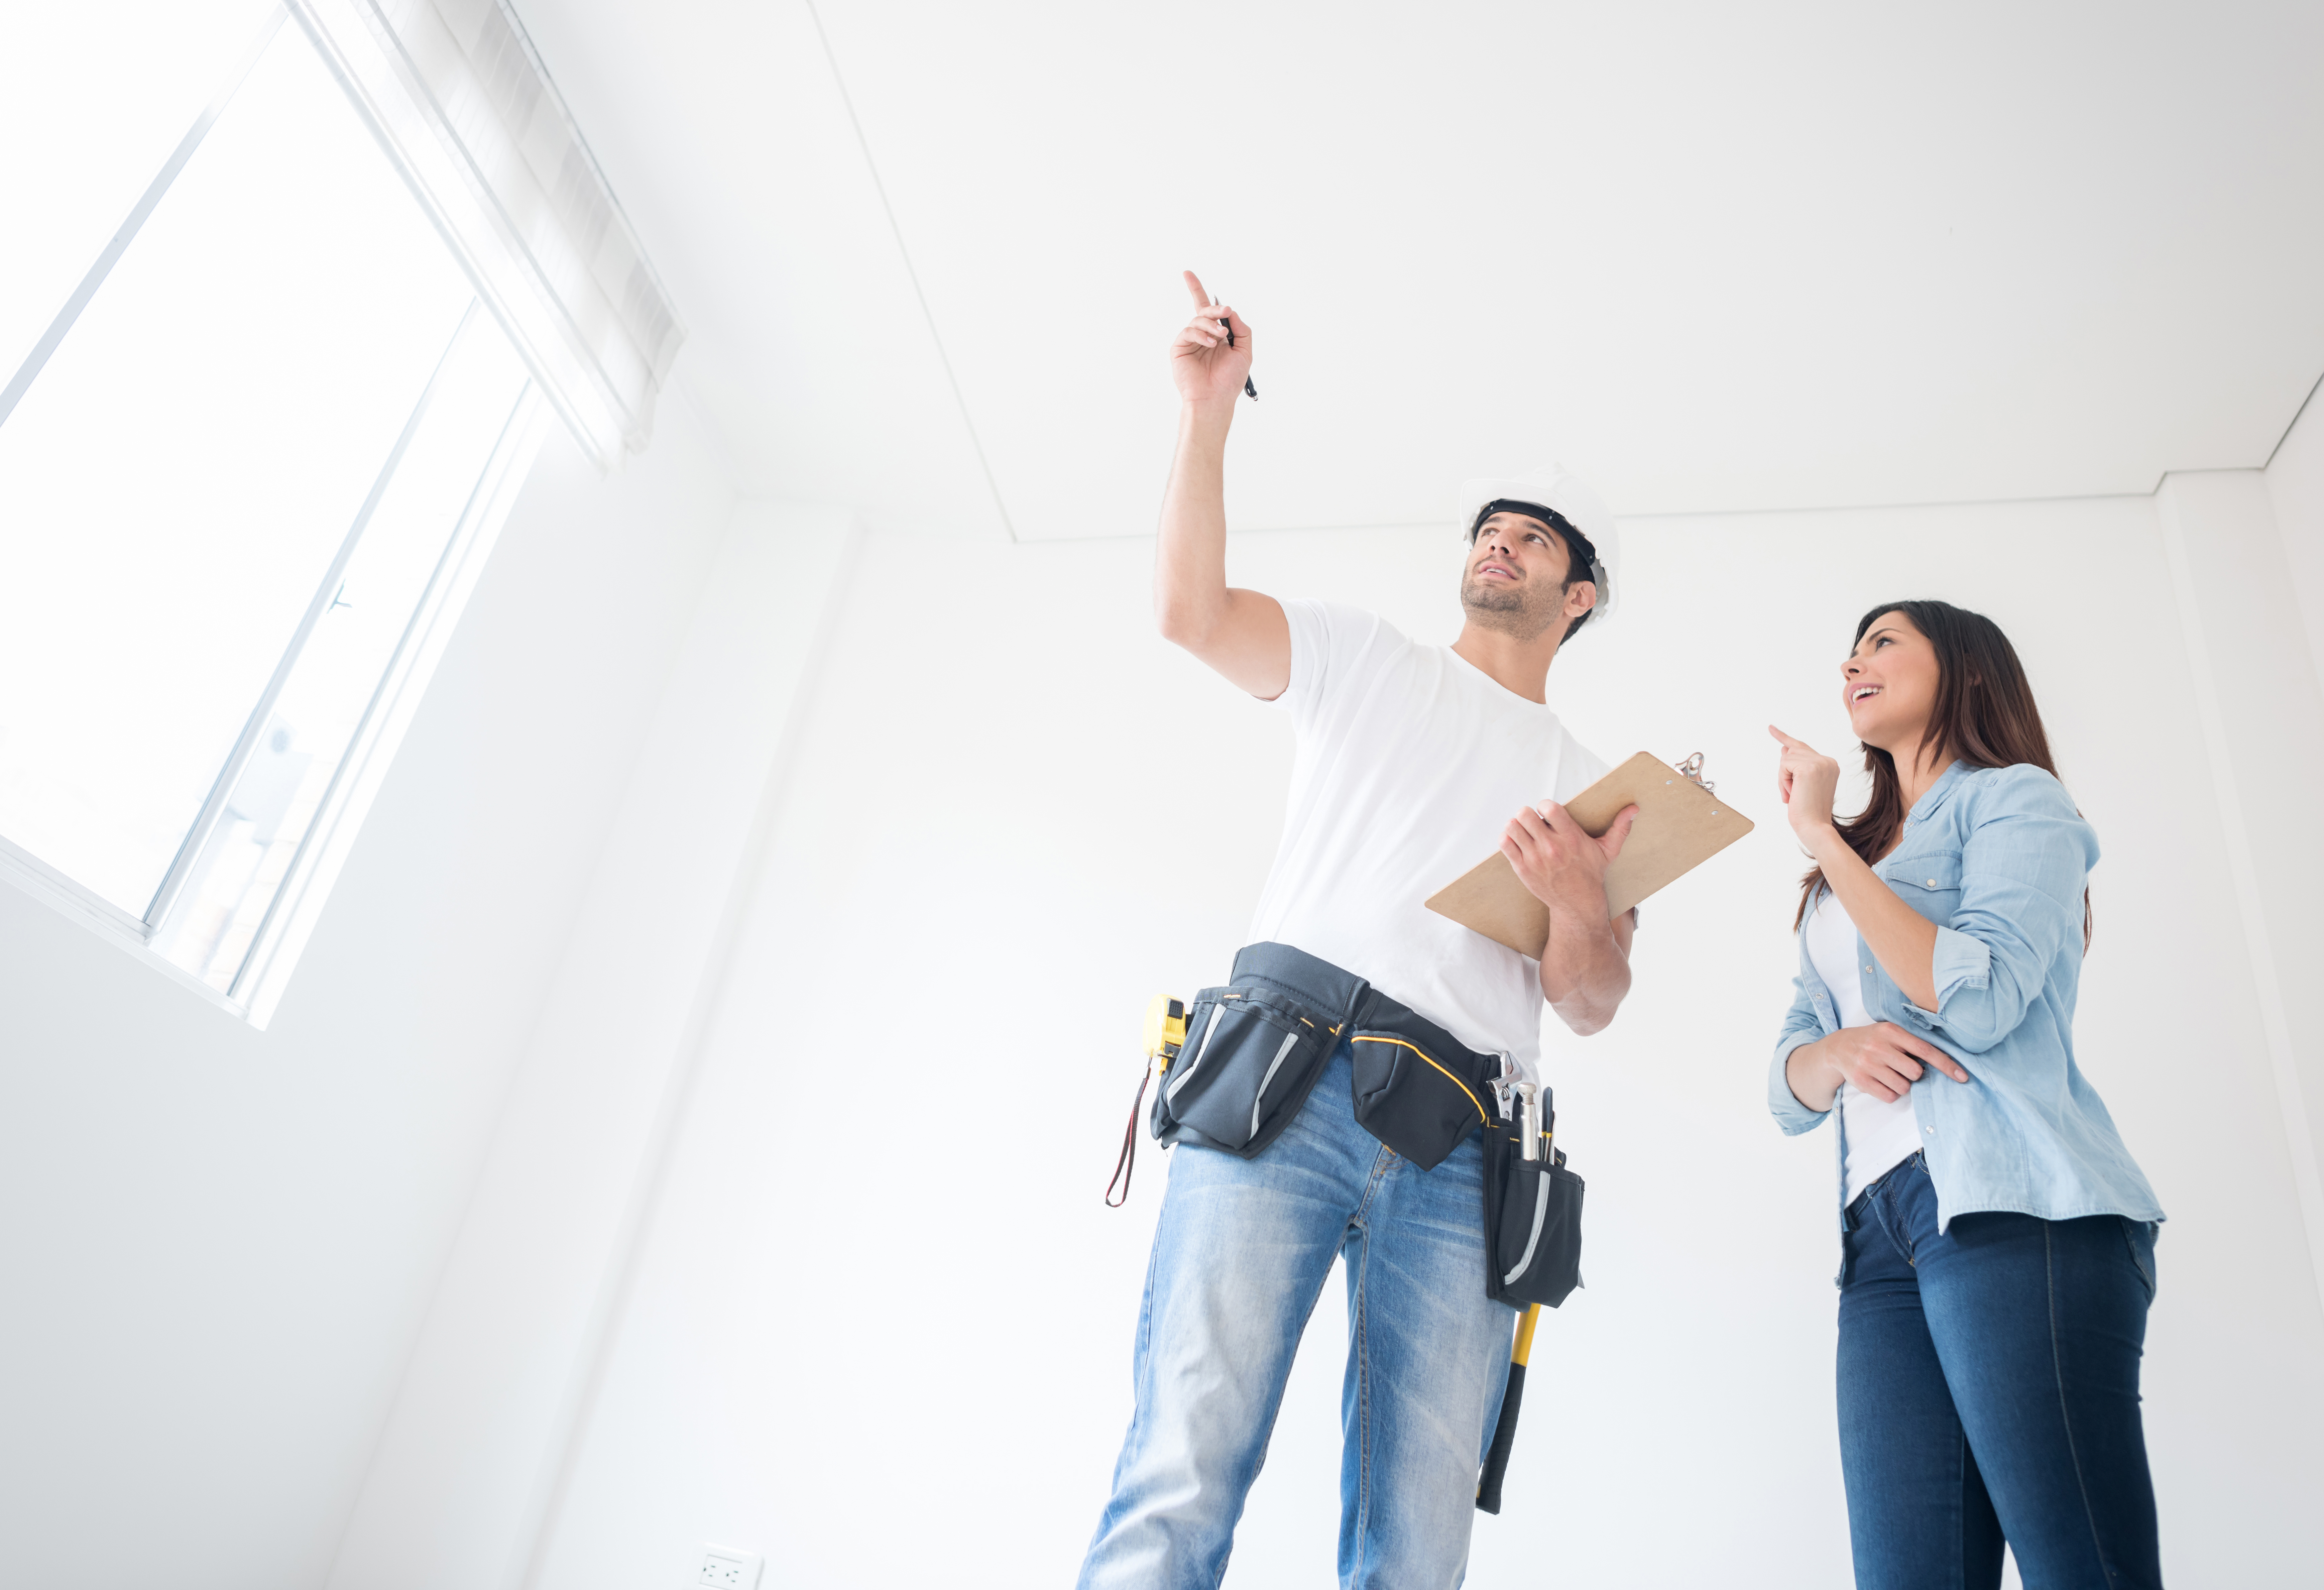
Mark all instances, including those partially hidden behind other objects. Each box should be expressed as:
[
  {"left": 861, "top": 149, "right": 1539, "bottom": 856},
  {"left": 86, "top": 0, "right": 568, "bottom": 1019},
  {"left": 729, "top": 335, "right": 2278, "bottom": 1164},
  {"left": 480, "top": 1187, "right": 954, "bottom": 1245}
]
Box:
[{"left": 1460, "top": 570, "right": 1561, "bottom": 642}]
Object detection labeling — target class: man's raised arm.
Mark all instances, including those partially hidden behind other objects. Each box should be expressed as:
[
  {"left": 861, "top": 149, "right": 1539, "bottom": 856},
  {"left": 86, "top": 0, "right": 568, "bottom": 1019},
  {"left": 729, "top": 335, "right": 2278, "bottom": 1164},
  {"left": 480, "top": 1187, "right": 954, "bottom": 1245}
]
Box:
[{"left": 1154, "top": 270, "right": 1291, "bottom": 700}]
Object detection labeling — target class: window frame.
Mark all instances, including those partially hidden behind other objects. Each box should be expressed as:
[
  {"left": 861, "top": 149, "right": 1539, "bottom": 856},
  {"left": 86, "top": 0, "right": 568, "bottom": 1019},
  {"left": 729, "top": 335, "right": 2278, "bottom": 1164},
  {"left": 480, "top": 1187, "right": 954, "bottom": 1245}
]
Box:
[
  {"left": 0, "top": 5, "right": 557, "bottom": 1025},
  {"left": 0, "top": 386, "right": 550, "bottom": 1025}
]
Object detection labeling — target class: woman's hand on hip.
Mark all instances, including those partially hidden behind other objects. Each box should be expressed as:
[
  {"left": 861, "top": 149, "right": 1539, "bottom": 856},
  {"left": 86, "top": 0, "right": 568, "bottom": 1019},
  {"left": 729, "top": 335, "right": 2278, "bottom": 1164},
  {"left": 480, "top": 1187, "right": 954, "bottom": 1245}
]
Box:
[
  {"left": 1809, "top": 1023, "right": 1971, "bottom": 1104},
  {"left": 1769, "top": 725, "right": 1844, "bottom": 851}
]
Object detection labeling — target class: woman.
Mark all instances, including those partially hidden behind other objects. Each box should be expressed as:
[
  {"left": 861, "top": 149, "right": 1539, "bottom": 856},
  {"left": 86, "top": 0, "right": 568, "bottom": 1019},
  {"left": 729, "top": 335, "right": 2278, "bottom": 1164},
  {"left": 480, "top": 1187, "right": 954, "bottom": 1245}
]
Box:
[{"left": 1767, "top": 600, "right": 2165, "bottom": 1590}]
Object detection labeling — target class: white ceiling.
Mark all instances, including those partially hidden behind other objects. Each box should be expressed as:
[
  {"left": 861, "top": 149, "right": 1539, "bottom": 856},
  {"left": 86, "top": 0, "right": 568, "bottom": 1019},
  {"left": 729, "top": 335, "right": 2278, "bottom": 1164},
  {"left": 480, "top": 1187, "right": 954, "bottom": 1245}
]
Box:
[{"left": 521, "top": 1, "right": 2324, "bottom": 541}]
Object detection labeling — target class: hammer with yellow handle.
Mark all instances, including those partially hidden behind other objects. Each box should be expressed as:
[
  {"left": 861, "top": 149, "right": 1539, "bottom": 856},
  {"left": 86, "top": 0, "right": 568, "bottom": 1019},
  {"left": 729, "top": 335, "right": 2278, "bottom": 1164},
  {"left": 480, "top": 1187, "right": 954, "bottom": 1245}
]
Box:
[{"left": 1476, "top": 1303, "right": 1541, "bottom": 1514}]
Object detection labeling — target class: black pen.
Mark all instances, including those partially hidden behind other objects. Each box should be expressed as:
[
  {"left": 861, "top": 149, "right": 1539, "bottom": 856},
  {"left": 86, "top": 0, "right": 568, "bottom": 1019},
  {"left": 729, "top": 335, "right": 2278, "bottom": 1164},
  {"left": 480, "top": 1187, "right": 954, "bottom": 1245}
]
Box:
[{"left": 1211, "top": 295, "right": 1258, "bottom": 400}]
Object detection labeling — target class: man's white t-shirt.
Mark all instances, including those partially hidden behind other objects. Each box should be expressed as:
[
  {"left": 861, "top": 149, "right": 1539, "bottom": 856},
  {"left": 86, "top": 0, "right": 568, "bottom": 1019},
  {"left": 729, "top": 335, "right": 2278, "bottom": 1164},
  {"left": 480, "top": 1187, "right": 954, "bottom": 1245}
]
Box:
[{"left": 1245, "top": 598, "right": 1610, "bottom": 1083}]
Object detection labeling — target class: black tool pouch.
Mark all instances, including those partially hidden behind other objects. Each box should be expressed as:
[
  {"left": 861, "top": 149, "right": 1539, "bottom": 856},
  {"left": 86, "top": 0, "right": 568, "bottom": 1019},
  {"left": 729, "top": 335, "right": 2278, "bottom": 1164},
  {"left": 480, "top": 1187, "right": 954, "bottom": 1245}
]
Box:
[
  {"left": 1347, "top": 1002, "right": 1500, "bottom": 1172},
  {"left": 1149, "top": 942, "right": 1360, "bottom": 1158},
  {"left": 1482, "top": 1103, "right": 1585, "bottom": 1308}
]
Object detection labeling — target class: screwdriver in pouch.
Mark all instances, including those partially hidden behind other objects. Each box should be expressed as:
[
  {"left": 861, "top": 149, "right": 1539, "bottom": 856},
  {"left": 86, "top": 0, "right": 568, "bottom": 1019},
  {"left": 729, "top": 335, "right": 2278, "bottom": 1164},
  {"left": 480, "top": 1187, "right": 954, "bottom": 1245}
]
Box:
[{"left": 1479, "top": 1080, "right": 1544, "bottom": 1513}]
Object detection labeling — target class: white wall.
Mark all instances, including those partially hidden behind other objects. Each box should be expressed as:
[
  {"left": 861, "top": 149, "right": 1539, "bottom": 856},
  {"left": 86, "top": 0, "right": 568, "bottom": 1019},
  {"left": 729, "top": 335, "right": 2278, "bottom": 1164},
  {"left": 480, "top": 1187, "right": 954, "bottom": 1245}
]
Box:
[
  {"left": 508, "top": 491, "right": 2324, "bottom": 1588},
  {"left": 2269, "top": 387, "right": 2324, "bottom": 700},
  {"left": 325, "top": 497, "right": 858, "bottom": 1590},
  {"left": 2158, "top": 464, "right": 2324, "bottom": 1307},
  {"left": 11, "top": 394, "right": 2324, "bottom": 1590},
  {"left": 0, "top": 397, "right": 740, "bottom": 1588},
  {"left": 2260, "top": 401, "right": 2324, "bottom": 1231}
]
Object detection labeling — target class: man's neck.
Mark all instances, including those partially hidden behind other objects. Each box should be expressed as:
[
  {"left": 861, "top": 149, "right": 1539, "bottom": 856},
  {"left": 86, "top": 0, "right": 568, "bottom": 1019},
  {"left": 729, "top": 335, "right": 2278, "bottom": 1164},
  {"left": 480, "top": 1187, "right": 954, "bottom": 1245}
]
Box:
[{"left": 1450, "top": 620, "right": 1562, "bottom": 704}]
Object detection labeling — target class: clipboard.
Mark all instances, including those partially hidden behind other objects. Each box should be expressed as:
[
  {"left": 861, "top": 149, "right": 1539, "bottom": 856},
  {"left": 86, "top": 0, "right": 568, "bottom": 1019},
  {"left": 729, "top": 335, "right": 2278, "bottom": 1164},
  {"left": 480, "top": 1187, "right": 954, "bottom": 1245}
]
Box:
[{"left": 1424, "top": 753, "right": 1754, "bottom": 958}]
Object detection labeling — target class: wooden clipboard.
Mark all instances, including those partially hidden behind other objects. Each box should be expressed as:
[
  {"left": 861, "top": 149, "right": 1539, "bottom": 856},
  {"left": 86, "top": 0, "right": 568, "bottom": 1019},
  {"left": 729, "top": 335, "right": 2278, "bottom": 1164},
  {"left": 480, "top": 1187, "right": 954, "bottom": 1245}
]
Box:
[{"left": 1424, "top": 752, "right": 1754, "bottom": 958}]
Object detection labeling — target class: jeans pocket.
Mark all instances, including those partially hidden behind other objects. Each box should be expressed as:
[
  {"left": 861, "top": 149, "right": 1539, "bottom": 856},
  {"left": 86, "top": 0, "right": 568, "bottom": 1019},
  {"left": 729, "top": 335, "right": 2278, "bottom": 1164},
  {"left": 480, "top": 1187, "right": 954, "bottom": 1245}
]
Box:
[
  {"left": 2118, "top": 1217, "right": 2159, "bottom": 1302},
  {"left": 1347, "top": 1029, "right": 1493, "bottom": 1170}
]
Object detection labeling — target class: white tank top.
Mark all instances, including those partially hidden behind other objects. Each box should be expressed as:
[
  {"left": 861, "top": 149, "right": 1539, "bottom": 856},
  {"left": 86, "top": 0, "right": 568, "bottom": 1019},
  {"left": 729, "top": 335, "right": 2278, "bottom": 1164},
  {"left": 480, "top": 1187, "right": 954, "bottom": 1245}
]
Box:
[{"left": 1803, "top": 890, "right": 1924, "bottom": 1204}]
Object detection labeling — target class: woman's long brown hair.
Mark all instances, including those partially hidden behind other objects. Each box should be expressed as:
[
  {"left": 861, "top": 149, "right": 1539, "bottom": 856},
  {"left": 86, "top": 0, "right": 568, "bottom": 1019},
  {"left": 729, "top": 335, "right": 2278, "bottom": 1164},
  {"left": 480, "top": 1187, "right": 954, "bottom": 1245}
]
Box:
[{"left": 1796, "top": 600, "right": 2089, "bottom": 944}]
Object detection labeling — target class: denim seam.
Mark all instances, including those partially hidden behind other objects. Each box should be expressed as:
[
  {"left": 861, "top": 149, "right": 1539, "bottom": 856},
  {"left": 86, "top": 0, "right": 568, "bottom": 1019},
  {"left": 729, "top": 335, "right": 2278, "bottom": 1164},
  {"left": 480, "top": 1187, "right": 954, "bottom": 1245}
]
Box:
[
  {"left": 2048, "top": 1221, "right": 2113, "bottom": 1582},
  {"left": 2119, "top": 1217, "right": 2158, "bottom": 1300},
  {"left": 1873, "top": 1182, "right": 1916, "bottom": 1269},
  {"left": 1953, "top": 1424, "right": 1972, "bottom": 1590},
  {"left": 1355, "top": 1141, "right": 1396, "bottom": 1218},
  {"left": 1345, "top": 1143, "right": 1398, "bottom": 1585},
  {"left": 1348, "top": 1212, "right": 1374, "bottom": 1586},
  {"left": 1133, "top": 1210, "right": 1164, "bottom": 1368},
  {"left": 1100, "top": 1204, "right": 1172, "bottom": 1527}
]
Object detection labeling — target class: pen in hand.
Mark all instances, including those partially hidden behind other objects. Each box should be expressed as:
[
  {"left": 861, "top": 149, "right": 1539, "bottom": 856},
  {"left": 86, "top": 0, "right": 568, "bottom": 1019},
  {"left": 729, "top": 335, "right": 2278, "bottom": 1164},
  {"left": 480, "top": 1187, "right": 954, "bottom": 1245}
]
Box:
[{"left": 1210, "top": 294, "right": 1258, "bottom": 401}]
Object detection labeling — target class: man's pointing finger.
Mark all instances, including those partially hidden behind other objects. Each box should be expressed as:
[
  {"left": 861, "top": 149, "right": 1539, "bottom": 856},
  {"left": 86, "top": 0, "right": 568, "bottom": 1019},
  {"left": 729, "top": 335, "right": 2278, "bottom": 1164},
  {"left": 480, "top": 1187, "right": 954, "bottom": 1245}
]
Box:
[{"left": 1183, "top": 269, "right": 1211, "bottom": 308}]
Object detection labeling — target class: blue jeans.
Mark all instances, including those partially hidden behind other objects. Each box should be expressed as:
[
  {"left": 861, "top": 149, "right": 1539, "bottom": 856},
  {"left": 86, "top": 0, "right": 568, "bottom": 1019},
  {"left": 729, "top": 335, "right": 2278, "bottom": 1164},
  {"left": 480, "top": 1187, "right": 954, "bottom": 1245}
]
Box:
[
  {"left": 1079, "top": 1047, "right": 1516, "bottom": 1590},
  {"left": 1839, "top": 1154, "right": 2162, "bottom": 1590}
]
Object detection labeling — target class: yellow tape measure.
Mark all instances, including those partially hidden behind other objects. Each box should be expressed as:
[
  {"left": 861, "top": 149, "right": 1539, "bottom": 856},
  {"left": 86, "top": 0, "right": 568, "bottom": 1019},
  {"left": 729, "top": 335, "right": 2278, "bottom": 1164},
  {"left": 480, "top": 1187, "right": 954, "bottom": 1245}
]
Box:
[
  {"left": 1110, "top": 995, "right": 1190, "bottom": 1208},
  {"left": 1143, "top": 994, "right": 1188, "bottom": 1069}
]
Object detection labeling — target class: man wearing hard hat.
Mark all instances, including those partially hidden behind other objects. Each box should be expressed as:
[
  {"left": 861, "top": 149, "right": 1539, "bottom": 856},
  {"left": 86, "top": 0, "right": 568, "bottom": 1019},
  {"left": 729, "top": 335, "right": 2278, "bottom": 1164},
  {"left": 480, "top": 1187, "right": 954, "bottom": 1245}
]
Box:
[{"left": 1077, "top": 273, "right": 1641, "bottom": 1588}]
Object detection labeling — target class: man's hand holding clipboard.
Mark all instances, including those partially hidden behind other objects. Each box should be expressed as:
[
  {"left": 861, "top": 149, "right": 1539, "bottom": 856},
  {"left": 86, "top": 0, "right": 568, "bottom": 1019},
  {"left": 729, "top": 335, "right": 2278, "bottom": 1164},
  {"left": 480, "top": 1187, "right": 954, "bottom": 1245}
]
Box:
[
  {"left": 1427, "top": 753, "right": 1756, "bottom": 959},
  {"left": 1498, "top": 794, "right": 1641, "bottom": 930}
]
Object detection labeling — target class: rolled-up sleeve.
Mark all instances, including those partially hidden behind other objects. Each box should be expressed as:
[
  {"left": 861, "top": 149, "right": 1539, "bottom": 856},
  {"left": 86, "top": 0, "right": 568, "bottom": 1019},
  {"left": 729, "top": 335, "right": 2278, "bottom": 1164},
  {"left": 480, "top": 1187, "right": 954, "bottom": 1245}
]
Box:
[
  {"left": 1891, "top": 767, "right": 2095, "bottom": 1055},
  {"left": 1768, "top": 972, "right": 1830, "bottom": 1135}
]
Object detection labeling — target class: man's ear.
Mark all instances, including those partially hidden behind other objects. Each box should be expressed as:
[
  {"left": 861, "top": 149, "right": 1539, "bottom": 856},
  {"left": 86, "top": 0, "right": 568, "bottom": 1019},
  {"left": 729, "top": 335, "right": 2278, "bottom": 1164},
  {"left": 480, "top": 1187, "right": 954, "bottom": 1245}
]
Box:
[{"left": 1566, "top": 579, "right": 1598, "bottom": 617}]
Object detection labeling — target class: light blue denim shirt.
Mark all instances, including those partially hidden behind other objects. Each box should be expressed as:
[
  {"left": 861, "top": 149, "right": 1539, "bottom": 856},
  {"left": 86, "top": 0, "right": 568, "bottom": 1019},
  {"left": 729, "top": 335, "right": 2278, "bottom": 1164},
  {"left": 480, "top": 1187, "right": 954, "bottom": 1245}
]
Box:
[{"left": 1768, "top": 761, "right": 2164, "bottom": 1243}]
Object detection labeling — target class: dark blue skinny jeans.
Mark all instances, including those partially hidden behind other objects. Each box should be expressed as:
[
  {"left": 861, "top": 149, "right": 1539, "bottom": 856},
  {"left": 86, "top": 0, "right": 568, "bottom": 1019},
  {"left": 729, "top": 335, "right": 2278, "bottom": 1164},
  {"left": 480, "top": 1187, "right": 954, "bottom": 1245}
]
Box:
[{"left": 1838, "top": 1154, "right": 2162, "bottom": 1590}]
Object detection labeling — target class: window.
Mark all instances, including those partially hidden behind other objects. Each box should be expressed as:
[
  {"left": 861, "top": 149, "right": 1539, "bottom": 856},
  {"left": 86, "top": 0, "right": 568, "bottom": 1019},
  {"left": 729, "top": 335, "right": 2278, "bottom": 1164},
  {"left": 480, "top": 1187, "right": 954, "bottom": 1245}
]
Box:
[{"left": 0, "top": 1, "right": 681, "bottom": 1021}]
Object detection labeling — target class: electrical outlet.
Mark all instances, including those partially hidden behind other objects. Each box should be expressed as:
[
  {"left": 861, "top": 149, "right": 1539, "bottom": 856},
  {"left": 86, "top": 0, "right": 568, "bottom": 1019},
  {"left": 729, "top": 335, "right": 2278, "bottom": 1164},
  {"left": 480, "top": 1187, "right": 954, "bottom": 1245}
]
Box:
[{"left": 697, "top": 1544, "right": 762, "bottom": 1590}]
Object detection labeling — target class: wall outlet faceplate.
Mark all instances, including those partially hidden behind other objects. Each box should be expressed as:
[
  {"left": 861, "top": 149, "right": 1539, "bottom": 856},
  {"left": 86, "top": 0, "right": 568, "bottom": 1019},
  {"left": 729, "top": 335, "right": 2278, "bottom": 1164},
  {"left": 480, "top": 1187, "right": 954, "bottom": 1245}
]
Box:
[{"left": 698, "top": 1544, "right": 763, "bottom": 1590}]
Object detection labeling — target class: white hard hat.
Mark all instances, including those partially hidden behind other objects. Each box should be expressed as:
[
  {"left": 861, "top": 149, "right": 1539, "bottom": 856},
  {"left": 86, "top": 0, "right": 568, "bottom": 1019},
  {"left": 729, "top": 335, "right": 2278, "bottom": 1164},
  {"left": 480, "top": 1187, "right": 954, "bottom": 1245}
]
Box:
[{"left": 1456, "top": 468, "right": 1622, "bottom": 633}]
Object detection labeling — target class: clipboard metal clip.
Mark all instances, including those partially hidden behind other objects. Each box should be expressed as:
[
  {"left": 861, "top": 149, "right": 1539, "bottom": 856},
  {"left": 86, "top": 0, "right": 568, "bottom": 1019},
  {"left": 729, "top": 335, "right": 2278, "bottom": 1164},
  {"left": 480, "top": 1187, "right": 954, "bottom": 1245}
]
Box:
[{"left": 1425, "top": 750, "right": 1755, "bottom": 954}]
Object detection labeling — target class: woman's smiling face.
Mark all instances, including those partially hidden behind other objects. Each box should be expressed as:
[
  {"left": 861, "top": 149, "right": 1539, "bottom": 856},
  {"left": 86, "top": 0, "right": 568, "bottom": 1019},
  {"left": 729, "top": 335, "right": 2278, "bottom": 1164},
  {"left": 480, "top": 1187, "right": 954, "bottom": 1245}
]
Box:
[{"left": 1843, "top": 609, "right": 1941, "bottom": 756}]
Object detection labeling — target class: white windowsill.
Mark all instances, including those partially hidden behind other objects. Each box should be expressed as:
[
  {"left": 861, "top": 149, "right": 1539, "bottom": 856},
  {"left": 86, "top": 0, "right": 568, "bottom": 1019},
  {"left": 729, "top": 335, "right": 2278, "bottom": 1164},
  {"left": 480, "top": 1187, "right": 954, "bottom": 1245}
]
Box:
[
  {"left": 0, "top": 833, "right": 252, "bottom": 1021},
  {"left": 1, "top": 389, "right": 552, "bottom": 1030}
]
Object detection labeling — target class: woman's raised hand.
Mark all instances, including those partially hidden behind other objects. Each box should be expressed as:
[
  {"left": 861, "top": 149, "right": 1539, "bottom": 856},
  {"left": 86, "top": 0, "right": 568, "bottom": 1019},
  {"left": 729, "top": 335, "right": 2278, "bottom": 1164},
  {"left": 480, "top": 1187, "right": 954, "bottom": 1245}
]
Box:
[
  {"left": 1769, "top": 725, "right": 1842, "bottom": 847},
  {"left": 1172, "top": 270, "right": 1252, "bottom": 405}
]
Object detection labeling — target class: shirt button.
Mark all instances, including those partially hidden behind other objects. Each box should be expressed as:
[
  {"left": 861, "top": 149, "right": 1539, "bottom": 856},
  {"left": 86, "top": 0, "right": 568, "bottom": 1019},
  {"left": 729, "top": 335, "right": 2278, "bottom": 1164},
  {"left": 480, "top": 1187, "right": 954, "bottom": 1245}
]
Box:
[
  {"left": 1924, "top": 1126, "right": 1936, "bottom": 1137},
  {"left": 1926, "top": 878, "right": 1937, "bottom": 887}
]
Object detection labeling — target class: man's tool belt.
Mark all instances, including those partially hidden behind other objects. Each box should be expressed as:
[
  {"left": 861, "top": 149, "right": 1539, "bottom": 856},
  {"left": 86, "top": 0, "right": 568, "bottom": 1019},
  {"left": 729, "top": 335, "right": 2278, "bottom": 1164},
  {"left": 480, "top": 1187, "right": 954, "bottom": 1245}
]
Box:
[
  {"left": 1148, "top": 941, "right": 1584, "bottom": 1307},
  {"left": 1152, "top": 941, "right": 1503, "bottom": 1171}
]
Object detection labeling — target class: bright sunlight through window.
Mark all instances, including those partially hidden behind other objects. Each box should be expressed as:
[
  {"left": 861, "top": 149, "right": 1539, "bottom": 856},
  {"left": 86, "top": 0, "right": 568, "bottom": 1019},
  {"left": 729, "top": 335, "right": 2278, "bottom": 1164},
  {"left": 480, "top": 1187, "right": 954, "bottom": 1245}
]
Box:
[{"left": 0, "top": 5, "right": 539, "bottom": 1008}]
